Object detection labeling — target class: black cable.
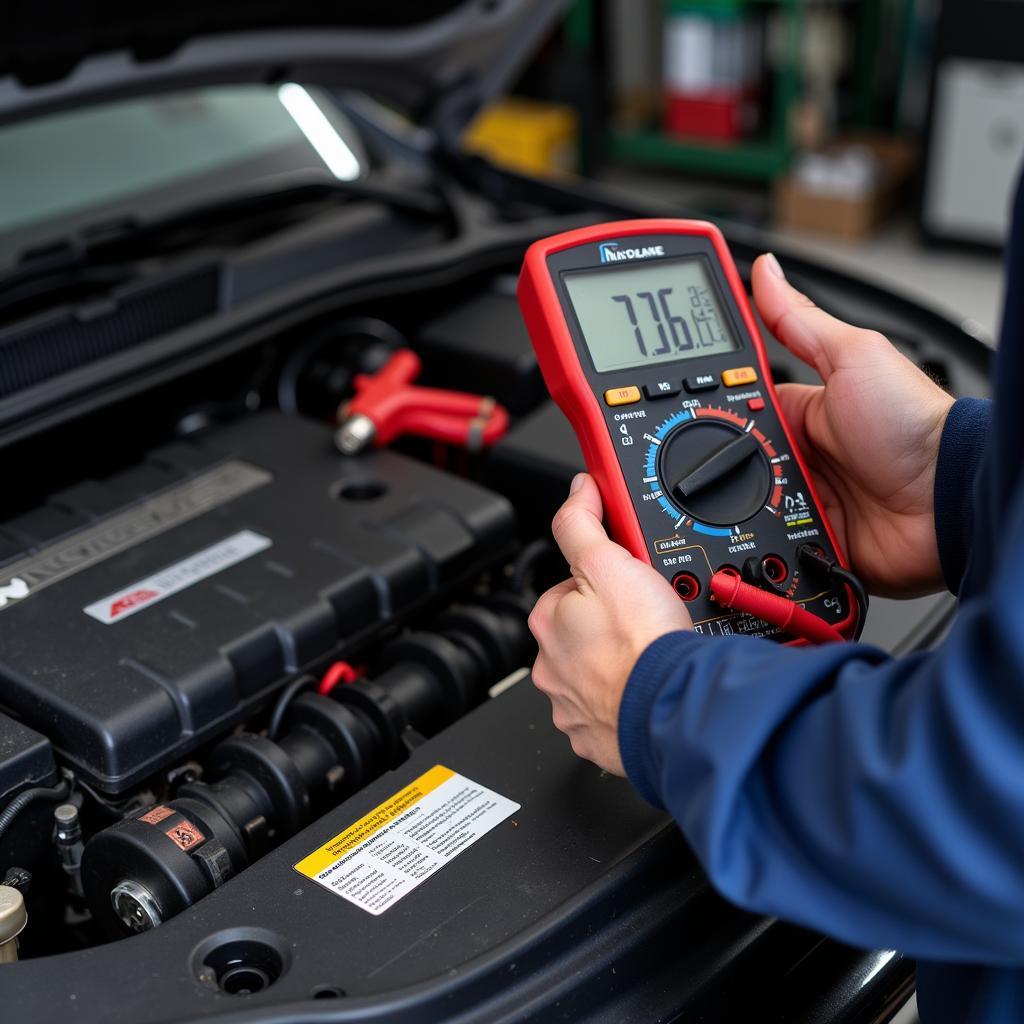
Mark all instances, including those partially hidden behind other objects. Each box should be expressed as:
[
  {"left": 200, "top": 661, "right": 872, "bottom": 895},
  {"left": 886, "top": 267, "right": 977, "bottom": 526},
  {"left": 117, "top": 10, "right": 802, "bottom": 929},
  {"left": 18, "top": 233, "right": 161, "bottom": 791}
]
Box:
[
  {"left": 830, "top": 564, "right": 869, "bottom": 641},
  {"left": 796, "top": 544, "right": 869, "bottom": 641},
  {"left": 510, "top": 539, "right": 553, "bottom": 596},
  {"left": 268, "top": 676, "right": 317, "bottom": 741},
  {"left": 72, "top": 776, "right": 149, "bottom": 820},
  {"left": 0, "top": 779, "right": 70, "bottom": 844}
]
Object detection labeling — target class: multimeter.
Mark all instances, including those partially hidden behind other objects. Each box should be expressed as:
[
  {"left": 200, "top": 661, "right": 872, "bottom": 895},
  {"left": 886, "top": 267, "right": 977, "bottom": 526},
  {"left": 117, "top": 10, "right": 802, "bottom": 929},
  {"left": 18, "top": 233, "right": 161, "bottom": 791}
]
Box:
[{"left": 517, "top": 219, "right": 858, "bottom": 643}]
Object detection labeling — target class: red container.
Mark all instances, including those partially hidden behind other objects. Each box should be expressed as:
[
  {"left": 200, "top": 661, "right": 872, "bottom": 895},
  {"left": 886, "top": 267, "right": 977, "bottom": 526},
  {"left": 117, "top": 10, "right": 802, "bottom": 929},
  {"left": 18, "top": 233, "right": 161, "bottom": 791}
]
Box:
[{"left": 664, "top": 88, "right": 755, "bottom": 142}]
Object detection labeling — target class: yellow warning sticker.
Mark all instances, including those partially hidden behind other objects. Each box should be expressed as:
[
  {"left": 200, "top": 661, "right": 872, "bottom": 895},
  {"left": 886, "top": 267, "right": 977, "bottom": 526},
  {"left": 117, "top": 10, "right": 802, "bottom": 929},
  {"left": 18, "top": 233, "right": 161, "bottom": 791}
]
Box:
[{"left": 294, "top": 764, "right": 519, "bottom": 916}]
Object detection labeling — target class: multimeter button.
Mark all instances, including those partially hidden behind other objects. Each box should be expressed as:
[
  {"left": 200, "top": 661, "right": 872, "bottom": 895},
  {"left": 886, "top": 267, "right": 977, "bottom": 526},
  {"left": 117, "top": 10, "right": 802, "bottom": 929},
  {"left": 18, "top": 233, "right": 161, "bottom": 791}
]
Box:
[
  {"left": 643, "top": 380, "right": 681, "bottom": 400},
  {"left": 604, "top": 386, "right": 641, "bottom": 407},
  {"left": 722, "top": 366, "right": 758, "bottom": 387},
  {"left": 747, "top": 397, "right": 766, "bottom": 412},
  {"left": 683, "top": 374, "right": 719, "bottom": 394}
]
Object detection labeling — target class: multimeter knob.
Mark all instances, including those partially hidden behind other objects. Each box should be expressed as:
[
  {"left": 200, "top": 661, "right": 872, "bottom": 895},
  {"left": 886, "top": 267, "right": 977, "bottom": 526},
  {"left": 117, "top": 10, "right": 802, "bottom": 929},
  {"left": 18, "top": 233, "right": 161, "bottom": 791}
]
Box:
[{"left": 658, "top": 420, "right": 772, "bottom": 526}]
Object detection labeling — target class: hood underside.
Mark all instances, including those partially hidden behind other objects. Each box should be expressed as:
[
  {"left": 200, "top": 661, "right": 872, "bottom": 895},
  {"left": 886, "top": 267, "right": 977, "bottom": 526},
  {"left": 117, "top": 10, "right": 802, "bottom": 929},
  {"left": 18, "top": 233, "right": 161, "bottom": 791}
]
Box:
[{"left": 0, "top": 1, "right": 567, "bottom": 135}]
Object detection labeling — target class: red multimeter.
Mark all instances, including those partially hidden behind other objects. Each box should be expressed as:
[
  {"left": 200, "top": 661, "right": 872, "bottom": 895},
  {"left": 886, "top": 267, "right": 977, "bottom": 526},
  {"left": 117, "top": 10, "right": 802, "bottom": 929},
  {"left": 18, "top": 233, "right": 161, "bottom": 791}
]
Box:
[{"left": 517, "top": 220, "right": 858, "bottom": 643}]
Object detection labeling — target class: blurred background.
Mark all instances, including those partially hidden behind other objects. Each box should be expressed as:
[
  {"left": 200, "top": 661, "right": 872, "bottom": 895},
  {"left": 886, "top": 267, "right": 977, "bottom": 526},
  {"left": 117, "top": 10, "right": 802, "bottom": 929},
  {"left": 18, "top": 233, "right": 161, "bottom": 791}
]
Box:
[{"left": 463, "top": 0, "right": 1019, "bottom": 348}]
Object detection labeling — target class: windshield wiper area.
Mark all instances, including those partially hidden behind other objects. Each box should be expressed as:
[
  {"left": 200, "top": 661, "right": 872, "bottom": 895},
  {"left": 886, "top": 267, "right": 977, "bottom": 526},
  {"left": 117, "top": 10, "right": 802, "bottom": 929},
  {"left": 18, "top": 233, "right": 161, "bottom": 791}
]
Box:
[{"left": 0, "top": 176, "right": 447, "bottom": 328}]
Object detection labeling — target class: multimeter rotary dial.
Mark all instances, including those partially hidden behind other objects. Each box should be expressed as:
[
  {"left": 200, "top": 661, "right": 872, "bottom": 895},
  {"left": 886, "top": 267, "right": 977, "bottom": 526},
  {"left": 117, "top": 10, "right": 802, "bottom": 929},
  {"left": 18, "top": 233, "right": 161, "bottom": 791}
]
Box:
[{"left": 645, "top": 406, "right": 785, "bottom": 530}]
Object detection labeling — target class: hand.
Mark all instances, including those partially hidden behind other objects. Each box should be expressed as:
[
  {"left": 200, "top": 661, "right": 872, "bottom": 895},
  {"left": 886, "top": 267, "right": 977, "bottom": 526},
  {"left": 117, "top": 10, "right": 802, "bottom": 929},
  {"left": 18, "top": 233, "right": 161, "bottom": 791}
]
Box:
[
  {"left": 528, "top": 474, "right": 693, "bottom": 775},
  {"left": 753, "top": 254, "right": 955, "bottom": 597}
]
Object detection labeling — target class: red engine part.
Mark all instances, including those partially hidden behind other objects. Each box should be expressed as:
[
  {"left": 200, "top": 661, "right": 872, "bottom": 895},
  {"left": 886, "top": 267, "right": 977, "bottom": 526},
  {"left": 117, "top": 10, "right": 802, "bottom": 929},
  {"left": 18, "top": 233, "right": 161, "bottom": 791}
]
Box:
[
  {"left": 335, "top": 349, "right": 509, "bottom": 454},
  {"left": 318, "top": 660, "right": 364, "bottom": 696}
]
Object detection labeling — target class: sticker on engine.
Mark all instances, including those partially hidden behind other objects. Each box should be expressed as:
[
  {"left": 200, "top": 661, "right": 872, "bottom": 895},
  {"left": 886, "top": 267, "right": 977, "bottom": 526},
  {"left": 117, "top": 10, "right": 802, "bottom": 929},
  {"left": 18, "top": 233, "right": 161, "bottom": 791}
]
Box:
[
  {"left": 165, "top": 819, "right": 205, "bottom": 851},
  {"left": 294, "top": 765, "right": 519, "bottom": 916},
  {"left": 0, "top": 460, "right": 271, "bottom": 613},
  {"left": 138, "top": 806, "right": 175, "bottom": 825},
  {"left": 83, "top": 530, "right": 271, "bottom": 624}
]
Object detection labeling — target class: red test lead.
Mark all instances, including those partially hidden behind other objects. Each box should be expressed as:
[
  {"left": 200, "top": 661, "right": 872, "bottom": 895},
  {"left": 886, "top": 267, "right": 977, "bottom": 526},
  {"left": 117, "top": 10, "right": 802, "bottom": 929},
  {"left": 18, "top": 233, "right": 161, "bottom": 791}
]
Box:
[{"left": 710, "top": 570, "right": 845, "bottom": 645}]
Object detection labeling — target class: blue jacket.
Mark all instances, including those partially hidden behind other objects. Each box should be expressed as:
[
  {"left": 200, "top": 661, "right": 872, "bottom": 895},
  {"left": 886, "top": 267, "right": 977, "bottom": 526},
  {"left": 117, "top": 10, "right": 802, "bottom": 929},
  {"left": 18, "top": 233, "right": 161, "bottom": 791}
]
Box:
[{"left": 619, "top": 181, "right": 1023, "bottom": 1023}]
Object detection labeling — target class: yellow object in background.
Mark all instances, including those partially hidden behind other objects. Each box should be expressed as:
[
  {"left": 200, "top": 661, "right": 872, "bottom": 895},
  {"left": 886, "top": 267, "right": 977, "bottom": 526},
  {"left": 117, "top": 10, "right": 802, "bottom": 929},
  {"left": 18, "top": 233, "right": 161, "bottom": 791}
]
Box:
[{"left": 464, "top": 97, "right": 578, "bottom": 178}]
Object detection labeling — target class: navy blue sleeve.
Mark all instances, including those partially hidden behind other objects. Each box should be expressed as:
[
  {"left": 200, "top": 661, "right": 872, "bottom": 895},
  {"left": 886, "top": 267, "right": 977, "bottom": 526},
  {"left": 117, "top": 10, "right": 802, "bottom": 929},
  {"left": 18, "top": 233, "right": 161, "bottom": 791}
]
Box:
[
  {"left": 619, "top": 541, "right": 1024, "bottom": 962},
  {"left": 934, "top": 397, "right": 992, "bottom": 594}
]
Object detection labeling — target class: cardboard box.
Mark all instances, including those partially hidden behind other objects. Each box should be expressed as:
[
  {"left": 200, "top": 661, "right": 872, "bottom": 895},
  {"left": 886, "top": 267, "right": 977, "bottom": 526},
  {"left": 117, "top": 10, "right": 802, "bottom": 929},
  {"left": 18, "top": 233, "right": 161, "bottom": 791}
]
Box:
[{"left": 774, "top": 135, "right": 917, "bottom": 240}]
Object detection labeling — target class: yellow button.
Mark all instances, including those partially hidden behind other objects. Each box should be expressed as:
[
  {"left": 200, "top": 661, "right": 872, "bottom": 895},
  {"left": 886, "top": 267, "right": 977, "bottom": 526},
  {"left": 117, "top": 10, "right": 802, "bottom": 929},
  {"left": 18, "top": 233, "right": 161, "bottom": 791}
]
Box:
[
  {"left": 721, "top": 366, "right": 758, "bottom": 387},
  {"left": 604, "top": 385, "right": 641, "bottom": 407}
]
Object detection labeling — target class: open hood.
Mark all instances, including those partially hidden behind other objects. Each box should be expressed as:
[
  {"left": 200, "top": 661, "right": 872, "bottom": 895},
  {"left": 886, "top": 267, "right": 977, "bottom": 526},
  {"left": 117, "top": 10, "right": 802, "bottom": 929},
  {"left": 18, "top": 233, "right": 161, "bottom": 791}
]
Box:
[{"left": 0, "top": 1, "right": 568, "bottom": 138}]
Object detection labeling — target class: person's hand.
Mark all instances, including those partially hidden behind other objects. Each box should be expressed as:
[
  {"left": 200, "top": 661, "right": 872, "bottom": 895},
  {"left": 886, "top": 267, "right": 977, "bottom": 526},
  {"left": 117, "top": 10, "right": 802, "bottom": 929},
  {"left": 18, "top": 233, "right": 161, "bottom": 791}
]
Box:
[
  {"left": 528, "top": 474, "right": 692, "bottom": 775},
  {"left": 753, "top": 254, "right": 955, "bottom": 597}
]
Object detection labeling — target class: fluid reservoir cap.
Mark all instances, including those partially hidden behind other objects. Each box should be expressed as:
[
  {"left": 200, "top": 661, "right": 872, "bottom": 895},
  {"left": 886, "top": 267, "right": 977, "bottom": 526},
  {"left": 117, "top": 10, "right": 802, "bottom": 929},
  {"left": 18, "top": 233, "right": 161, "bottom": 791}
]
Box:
[{"left": 0, "top": 885, "right": 27, "bottom": 943}]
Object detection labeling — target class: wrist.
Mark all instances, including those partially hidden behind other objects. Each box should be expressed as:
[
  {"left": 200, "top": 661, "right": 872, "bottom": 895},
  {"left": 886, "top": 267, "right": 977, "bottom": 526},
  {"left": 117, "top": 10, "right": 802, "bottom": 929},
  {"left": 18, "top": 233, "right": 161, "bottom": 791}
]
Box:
[
  {"left": 618, "top": 630, "right": 703, "bottom": 806},
  {"left": 934, "top": 397, "right": 992, "bottom": 594}
]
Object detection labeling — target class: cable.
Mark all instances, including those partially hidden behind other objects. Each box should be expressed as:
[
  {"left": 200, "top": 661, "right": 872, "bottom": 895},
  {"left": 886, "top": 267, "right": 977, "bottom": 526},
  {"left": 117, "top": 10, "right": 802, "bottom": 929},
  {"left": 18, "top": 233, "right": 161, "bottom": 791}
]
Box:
[
  {"left": 72, "top": 776, "right": 147, "bottom": 820},
  {"left": 830, "top": 565, "right": 868, "bottom": 641},
  {"left": 267, "top": 676, "right": 317, "bottom": 741},
  {"left": 710, "top": 571, "right": 846, "bottom": 645},
  {"left": 796, "top": 544, "right": 869, "bottom": 641},
  {"left": 270, "top": 663, "right": 365, "bottom": 737},
  {"left": 317, "top": 661, "right": 362, "bottom": 697},
  {"left": 0, "top": 778, "right": 71, "bottom": 844},
  {"left": 510, "top": 539, "right": 553, "bottom": 596}
]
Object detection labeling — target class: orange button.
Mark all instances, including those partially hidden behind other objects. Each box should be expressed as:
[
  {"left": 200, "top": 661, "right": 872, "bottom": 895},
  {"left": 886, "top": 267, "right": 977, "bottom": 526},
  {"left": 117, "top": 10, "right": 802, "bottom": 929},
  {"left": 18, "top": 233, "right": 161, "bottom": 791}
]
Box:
[
  {"left": 722, "top": 366, "right": 758, "bottom": 387},
  {"left": 604, "top": 385, "right": 641, "bottom": 407}
]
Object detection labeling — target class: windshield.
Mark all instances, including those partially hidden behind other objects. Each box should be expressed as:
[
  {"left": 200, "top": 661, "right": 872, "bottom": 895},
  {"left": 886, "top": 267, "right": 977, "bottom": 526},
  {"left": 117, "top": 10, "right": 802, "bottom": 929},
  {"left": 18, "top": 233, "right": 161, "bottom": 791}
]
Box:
[{"left": 0, "top": 84, "right": 365, "bottom": 260}]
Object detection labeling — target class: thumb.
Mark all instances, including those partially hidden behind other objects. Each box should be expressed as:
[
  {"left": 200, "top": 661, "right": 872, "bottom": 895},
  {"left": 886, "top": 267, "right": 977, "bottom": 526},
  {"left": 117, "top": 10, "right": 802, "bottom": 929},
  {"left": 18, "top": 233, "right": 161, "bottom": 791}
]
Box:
[
  {"left": 550, "top": 473, "right": 624, "bottom": 574},
  {"left": 752, "top": 253, "right": 890, "bottom": 382}
]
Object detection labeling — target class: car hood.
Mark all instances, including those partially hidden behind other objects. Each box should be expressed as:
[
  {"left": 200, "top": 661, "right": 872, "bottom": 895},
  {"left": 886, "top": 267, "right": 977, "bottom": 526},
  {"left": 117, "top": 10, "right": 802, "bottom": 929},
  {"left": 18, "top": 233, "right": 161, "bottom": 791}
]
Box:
[{"left": 0, "top": 1, "right": 567, "bottom": 136}]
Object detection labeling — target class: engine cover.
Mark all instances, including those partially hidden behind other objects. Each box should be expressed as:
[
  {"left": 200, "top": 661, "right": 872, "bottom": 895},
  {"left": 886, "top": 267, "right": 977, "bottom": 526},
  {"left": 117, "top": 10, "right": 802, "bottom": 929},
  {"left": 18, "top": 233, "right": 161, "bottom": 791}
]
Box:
[{"left": 0, "top": 413, "right": 515, "bottom": 794}]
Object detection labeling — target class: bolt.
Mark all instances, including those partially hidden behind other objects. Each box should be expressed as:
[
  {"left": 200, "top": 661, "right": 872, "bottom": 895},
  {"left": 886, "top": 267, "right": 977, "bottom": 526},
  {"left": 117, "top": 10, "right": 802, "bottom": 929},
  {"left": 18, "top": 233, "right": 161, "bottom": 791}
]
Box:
[
  {"left": 54, "top": 803, "right": 81, "bottom": 842},
  {"left": 334, "top": 414, "right": 376, "bottom": 456}
]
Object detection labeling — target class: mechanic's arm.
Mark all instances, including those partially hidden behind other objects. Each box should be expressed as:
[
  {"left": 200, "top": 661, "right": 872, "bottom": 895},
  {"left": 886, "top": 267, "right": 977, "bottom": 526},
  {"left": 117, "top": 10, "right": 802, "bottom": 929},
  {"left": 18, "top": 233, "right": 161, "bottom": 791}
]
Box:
[
  {"left": 619, "top": 570, "right": 1023, "bottom": 965},
  {"left": 530, "top": 259, "right": 1009, "bottom": 963},
  {"left": 535, "top": 476, "right": 1024, "bottom": 966}
]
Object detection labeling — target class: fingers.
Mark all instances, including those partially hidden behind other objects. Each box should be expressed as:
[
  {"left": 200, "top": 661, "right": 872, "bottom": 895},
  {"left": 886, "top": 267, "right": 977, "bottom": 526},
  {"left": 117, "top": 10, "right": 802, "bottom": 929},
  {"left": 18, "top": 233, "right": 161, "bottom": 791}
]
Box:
[
  {"left": 773, "top": 382, "right": 817, "bottom": 451},
  {"left": 550, "top": 473, "right": 619, "bottom": 572},
  {"left": 752, "top": 254, "right": 890, "bottom": 382},
  {"left": 527, "top": 577, "right": 575, "bottom": 641}
]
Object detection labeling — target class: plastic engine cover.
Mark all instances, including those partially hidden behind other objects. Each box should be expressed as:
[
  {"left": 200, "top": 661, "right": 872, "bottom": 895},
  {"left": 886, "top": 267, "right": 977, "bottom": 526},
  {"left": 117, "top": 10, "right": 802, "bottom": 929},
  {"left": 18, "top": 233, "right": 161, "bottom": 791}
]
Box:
[{"left": 0, "top": 413, "right": 515, "bottom": 794}]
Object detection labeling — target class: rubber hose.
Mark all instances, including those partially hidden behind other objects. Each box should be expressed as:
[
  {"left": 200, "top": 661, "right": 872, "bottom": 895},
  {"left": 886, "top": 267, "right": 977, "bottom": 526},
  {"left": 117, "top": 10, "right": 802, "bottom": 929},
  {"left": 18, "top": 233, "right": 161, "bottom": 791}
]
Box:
[{"left": 0, "top": 780, "right": 70, "bottom": 844}]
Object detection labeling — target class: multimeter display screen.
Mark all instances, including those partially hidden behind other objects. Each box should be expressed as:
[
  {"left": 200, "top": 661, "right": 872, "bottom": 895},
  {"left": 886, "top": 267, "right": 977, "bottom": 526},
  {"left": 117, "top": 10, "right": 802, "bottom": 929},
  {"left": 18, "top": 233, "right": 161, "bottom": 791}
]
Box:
[{"left": 563, "top": 257, "right": 739, "bottom": 372}]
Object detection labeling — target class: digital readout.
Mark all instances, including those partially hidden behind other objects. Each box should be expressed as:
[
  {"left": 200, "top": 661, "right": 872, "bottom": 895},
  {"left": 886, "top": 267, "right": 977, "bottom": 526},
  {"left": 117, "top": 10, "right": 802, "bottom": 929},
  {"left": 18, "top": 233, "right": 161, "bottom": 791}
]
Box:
[{"left": 563, "top": 257, "right": 740, "bottom": 373}]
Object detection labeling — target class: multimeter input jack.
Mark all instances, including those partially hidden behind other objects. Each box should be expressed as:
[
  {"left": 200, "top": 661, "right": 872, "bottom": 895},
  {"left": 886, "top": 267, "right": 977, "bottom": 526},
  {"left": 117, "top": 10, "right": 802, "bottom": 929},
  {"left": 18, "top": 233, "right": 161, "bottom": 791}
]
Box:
[
  {"left": 761, "top": 555, "right": 788, "bottom": 585},
  {"left": 671, "top": 572, "right": 702, "bottom": 602}
]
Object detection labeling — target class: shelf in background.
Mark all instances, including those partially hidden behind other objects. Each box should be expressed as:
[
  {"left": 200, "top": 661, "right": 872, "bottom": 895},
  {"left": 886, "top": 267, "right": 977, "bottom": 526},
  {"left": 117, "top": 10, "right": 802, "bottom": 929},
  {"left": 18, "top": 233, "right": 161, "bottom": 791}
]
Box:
[{"left": 608, "top": 129, "right": 791, "bottom": 180}]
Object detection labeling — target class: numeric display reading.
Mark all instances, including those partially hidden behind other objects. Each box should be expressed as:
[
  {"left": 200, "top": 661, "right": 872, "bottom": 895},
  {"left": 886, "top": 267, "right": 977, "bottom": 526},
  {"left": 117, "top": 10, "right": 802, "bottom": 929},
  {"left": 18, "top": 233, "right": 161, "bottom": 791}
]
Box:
[{"left": 563, "top": 257, "right": 739, "bottom": 372}]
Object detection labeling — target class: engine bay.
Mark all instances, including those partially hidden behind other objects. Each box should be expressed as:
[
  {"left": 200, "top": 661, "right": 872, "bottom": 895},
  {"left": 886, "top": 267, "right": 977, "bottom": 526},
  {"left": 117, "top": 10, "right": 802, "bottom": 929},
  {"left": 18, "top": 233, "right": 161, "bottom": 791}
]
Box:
[{"left": 0, "top": 246, "right": 987, "bottom": 1020}]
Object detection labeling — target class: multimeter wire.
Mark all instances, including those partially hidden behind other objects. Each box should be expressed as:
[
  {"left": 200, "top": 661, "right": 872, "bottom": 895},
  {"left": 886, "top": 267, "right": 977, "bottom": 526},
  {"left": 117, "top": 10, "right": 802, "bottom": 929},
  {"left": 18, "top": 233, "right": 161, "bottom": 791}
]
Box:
[
  {"left": 832, "top": 569, "right": 868, "bottom": 640},
  {"left": 710, "top": 571, "right": 846, "bottom": 645},
  {"left": 795, "top": 544, "right": 869, "bottom": 641}
]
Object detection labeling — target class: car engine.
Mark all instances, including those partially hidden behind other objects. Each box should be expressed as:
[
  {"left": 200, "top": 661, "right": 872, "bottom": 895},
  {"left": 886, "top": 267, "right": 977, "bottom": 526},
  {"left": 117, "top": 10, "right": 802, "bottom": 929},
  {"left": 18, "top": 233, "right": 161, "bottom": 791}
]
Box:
[{"left": 0, "top": 283, "right": 555, "bottom": 945}]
